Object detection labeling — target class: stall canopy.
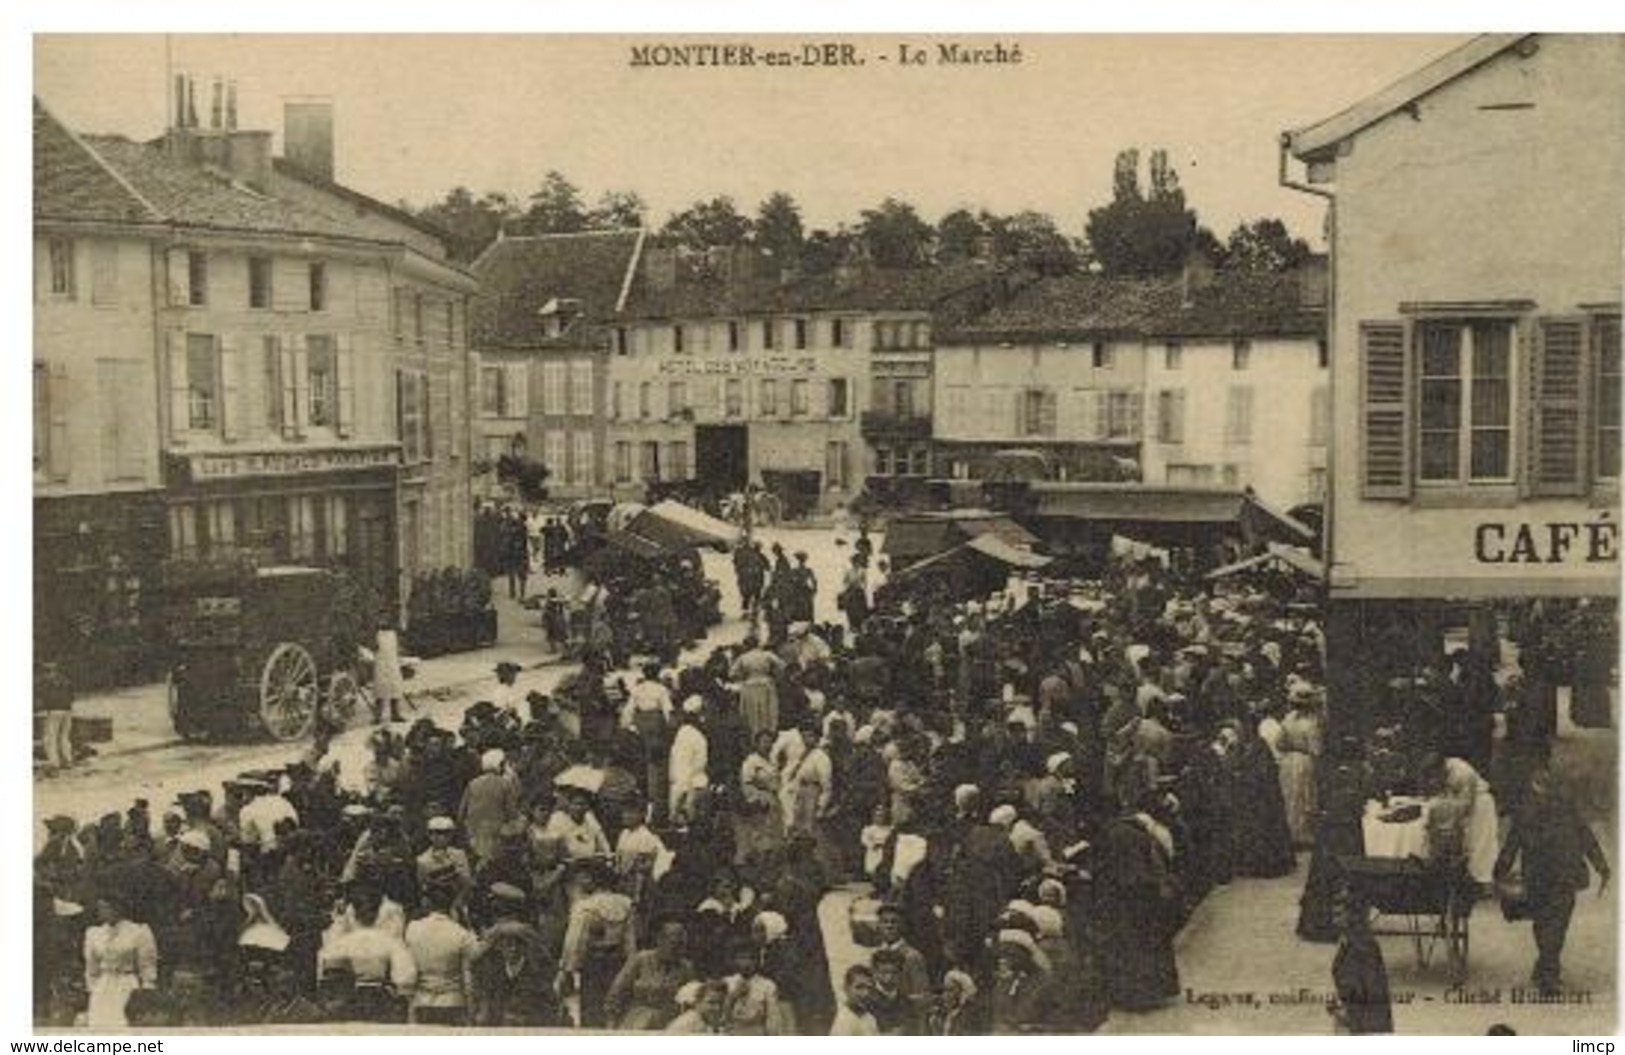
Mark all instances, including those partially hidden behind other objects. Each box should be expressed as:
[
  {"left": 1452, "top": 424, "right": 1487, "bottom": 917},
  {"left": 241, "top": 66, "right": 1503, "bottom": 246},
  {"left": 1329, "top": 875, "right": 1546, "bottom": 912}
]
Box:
[
  {"left": 1205, "top": 543, "right": 1326, "bottom": 582},
  {"left": 966, "top": 532, "right": 1053, "bottom": 569},
  {"left": 893, "top": 534, "right": 1053, "bottom": 582},
  {"left": 626, "top": 500, "right": 742, "bottom": 552},
  {"left": 884, "top": 509, "right": 1039, "bottom": 570},
  {"left": 1025, "top": 484, "right": 1314, "bottom": 546}
]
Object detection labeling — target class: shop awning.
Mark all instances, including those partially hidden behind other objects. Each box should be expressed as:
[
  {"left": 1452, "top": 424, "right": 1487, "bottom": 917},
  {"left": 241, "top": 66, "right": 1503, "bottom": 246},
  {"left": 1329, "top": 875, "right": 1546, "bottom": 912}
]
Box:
[
  {"left": 966, "top": 532, "right": 1053, "bottom": 569},
  {"left": 884, "top": 510, "right": 1038, "bottom": 566},
  {"left": 1028, "top": 484, "right": 1314, "bottom": 544},
  {"left": 627, "top": 500, "right": 742, "bottom": 551},
  {"left": 1205, "top": 544, "right": 1326, "bottom": 582}
]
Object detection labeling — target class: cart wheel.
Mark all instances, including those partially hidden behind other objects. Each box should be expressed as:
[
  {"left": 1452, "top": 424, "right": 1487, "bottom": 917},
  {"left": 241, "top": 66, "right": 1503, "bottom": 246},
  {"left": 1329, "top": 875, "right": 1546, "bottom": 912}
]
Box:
[
  {"left": 258, "top": 643, "right": 319, "bottom": 742},
  {"left": 323, "top": 671, "right": 362, "bottom": 732}
]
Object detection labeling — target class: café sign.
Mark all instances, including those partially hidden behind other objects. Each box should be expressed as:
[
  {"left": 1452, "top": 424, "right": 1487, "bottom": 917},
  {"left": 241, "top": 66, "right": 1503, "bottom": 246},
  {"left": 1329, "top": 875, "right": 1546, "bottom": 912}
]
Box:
[
  {"left": 185, "top": 445, "right": 400, "bottom": 482},
  {"left": 1473, "top": 518, "right": 1619, "bottom": 565}
]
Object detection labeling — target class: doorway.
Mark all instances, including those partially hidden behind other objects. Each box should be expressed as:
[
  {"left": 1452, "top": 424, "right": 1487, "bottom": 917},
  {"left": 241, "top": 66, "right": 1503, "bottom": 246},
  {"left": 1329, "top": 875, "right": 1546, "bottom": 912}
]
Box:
[{"left": 695, "top": 424, "right": 749, "bottom": 495}]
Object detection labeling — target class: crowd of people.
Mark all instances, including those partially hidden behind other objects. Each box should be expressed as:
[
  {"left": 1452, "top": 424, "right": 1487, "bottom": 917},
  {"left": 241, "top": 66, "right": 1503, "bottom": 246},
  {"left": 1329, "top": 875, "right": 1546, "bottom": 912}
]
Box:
[{"left": 31, "top": 528, "right": 1611, "bottom": 1033}]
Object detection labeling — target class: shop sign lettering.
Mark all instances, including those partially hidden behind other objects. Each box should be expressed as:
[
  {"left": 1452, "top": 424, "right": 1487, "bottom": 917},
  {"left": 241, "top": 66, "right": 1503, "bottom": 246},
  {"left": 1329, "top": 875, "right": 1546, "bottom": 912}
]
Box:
[
  {"left": 189, "top": 446, "right": 400, "bottom": 481},
  {"left": 1473, "top": 520, "right": 1619, "bottom": 565},
  {"left": 655, "top": 356, "right": 819, "bottom": 376}
]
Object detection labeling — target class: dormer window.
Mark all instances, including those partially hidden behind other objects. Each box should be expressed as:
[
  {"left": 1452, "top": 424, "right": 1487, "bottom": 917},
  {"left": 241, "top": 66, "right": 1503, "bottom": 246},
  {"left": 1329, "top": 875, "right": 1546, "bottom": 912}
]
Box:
[{"left": 538, "top": 296, "right": 583, "bottom": 341}]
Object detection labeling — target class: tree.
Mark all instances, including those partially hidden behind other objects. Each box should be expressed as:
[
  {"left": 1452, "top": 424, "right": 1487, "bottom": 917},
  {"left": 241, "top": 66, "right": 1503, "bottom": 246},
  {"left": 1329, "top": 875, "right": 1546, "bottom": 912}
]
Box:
[
  {"left": 1085, "top": 148, "right": 1216, "bottom": 277},
  {"left": 587, "top": 189, "right": 648, "bottom": 230},
  {"left": 753, "top": 192, "right": 806, "bottom": 265},
  {"left": 856, "top": 197, "right": 935, "bottom": 269},
  {"left": 935, "top": 208, "right": 987, "bottom": 263},
  {"left": 1221, "top": 218, "right": 1313, "bottom": 273},
  {"left": 660, "top": 196, "right": 752, "bottom": 250},
  {"left": 992, "top": 210, "right": 1080, "bottom": 274},
  {"left": 414, "top": 187, "right": 521, "bottom": 262},
  {"left": 800, "top": 227, "right": 856, "bottom": 275},
  {"left": 524, "top": 171, "right": 588, "bottom": 235}
]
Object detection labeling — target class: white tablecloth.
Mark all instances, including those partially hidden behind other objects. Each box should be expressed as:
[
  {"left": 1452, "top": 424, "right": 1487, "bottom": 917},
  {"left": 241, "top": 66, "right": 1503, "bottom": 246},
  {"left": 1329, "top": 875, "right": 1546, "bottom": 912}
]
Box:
[{"left": 1361, "top": 798, "right": 1429, "bottom": 859}]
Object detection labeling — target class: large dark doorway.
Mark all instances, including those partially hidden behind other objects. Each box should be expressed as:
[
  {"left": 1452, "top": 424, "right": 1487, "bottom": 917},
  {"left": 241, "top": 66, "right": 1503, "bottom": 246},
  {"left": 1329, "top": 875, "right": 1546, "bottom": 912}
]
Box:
[{"left": 696, "top": 424, "right": 749, "bottom": 494}]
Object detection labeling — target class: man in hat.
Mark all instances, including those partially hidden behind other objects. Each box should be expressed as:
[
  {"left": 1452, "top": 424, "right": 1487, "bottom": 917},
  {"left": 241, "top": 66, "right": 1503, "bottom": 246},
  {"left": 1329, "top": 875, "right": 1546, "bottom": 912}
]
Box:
[
  {"left": 461, "top": 750, "right": 522, "bottom": 866},
  {"left": 417, "top": 815, "right": 474, "bottom": 902},
  {"left": 790, "top": 551, "right": 818, "bottom": 625}
]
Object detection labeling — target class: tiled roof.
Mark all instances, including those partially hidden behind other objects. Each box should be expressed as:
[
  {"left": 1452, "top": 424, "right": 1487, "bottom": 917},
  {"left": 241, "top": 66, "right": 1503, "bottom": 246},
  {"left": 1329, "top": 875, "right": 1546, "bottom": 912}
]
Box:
[
  {"left": 470, "top": 230, "right": 643, "bottom": 349},
  {"left": 74, "top": 133, "right": 380, "bottom": 243},
  {"left": 620, "top": 254, "right": 1007, "bottom": 321},
  {"left": 33, "top": 99, "right": 161, "bottom": 225},
  {"left": 271, "top": 156, "right": 455, "bottom": 244},
  {"left": 941, "top": 266, "right": 1325, "bottom": 344}
]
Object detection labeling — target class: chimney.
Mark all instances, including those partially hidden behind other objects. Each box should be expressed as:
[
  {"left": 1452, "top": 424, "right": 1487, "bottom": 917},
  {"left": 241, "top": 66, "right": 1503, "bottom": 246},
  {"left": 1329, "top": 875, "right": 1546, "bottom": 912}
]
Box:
[
  {"left": 210, "top": 76, "right": 224, "bottom": 130},
  {"left": 642, "top": 245, "right": 678, "bottom": 291},
  {"left": 283, "top": 98, "right": 335, "bottom": 182},
  {"left": 1180, "top": 248, "right": 1215, "bottom": 308}
]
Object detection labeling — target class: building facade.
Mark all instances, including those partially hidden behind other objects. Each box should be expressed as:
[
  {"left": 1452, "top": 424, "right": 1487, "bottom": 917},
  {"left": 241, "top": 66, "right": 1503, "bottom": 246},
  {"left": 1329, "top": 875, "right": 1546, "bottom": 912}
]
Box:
[
  {"left": 35, "top": 89, "right": 478, "bottom": 674},
  {"left": 470, "top": 230, "right": 642, "bottom": 501},
  {"left": 1286, "top": 34, "right": 1623, "bottom": 729}
]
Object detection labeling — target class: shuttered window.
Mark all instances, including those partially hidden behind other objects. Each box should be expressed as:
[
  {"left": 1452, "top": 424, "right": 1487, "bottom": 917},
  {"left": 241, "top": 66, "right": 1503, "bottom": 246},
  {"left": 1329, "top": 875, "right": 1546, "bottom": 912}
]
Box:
[
  {"left": 186, "top": 334, "right": 219, "bottom": 431},
  {"left": 615, "top": 441, "right": 633, "bottom": 483},
  {"left": 570, "top": 362, "right": 594, "bottom": 415},
  {"left": 1597, "top": 316, "right": 1622, "bottom": 481},
  {"left": 1359, "top": 321, "right": 1409, "bottom": 498},
  {"left": 1019, "top": 388, "right": 1057, "bottom": 437},
  {"left": 1155, "top": 389, "right": 1185, "bottom": 444},
  {"left": 306, "top": 335, "right": 337, "bottom": 428},
  {"left": 1225, "top": 385, "right": 1254, "bottom": 445},
  {"left": 1528, "top": 317, "right": 1589, "bottom": 494}
]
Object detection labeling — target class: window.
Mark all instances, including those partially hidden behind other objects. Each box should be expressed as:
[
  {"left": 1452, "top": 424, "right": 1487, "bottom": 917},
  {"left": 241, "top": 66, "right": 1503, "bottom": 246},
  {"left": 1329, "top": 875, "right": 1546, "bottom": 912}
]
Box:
[
  {"left": 263, "top": 336, "right": 284, "bottom": 433},
  {"left": 612, "top": 382, "right": 624, "bottom": 421},
  {"left": 913, "top": 322, "right": 932, "bottom": 348},
  {"left": 187, "top": 334, "right": 218, "bottom": 430},
  {"left": 673, "top": 324, "right": 686, "bottom": 354},
  {"left": 668, "top": 441, "right": 690, "bottom": 480},
  {"left": 1104, "top": 389, "right": 1140, "bottom": 440},
  {"left": 759, "top": 379, "right": 779, "bottom": 416},
  {"left": 480, "top": 366, "right": 506, "bottom": 417},
  {"left": 1156, "top": 389, "right": 1185, "bottom": 444},
  {"left": 1599, "top": 317, "right": 1622, "bottom": 480},
  {"left": 872, "top": 322, "right": 891, "bottom": 350},
  {"left": 893, "top": 380, "right": 915, "bottom": 419},
  {"left": 794, "top": 318, "right": 809, "bottom": 350},
  {"left": 1167, "top": 463, "right": 1215, "bottom": 486},
  {"left": 48, "top": 238, "right": 76, "bottom": 298},
  {"left": 615, "top": 328, "right": 629, "bottom": 356},
  {"left": 639, "top": 382, "right": 652, "bottom": 420},
  {"left": 169, "top": 505, "right": 199, "bottom": 559},
  {"left": 1309, "top": 383, "right": 1330, "bottom": 447},
  {"left": 1418, "top": 320, "right": 1513, "bottom": 483},
  {"left": 825, "top": 441, "right": 849, "bottom": 490},
  {"left": 397, "top": 371, "right": 428, "bottom": 463},
  {"left": 1164, "top": 342, "right": 1183, "bottom": 371},
  {"left": 288, "top": 496, "right": 317, "bottom": 561},
  {"left": 762, "top": 319, "right": 776, "bottom": 350},
  {"left": 641, "top": 441, "right": 661, "bottom": 482},
  {"left": 725, "top": 379, "right": 743, "bottom": 418},
  {"left": 413, "top": 293, "right": 425, "bottom": 344},
  {"left": 791, "top": 379, "right": 810, "bottom": 417},
  {"left": 832, "top": 318, "right": 847, "bottom": 349},
  {"left": 1092, "top": 342, "right": 1112, "bottom": 369},
  {"left": 1225, "top": 385, "right": 1253, "bottom": 445},
  {"left": 540, "top": 362, "right": 567, "bottom": 415},
  {"left": 828, "top": 378, "right": 850, "bottom": 418},
  {"left": 188, "top": 251, "right": 209, "bottom": 306},
  {"left": 91, "top": 243, "right": 118, "bottom": 306},
  {"left": 875, "top": 447, "right": 894, "bottom": 476},
  {"left": 572, "top": 433, "right": 594, "bottom": 485},
  {"left": 1020, "top": 388, "right": 1057, "bottom": 437},
  {"left": 1318, "top": 339, "right": 1330, "bottom": 370},
  {"left": 544, "top": 431, "right": 567, "bottom": 482},
  {"left": 728, "top": 321, "right": 741, "bottom": 352},
  {"left": 1232, "top": 340, "right": 1251, "bottom": 371},
  {"left": 909, "top": 447, "right": 931, "bottom": 476},
  {"left": 669, "top": 381, "right": 688, "bottom": 417},
  {"left": 306, "top": 335, "right": 337, "bottom": 428},
  {"left": 326, "top": 494, "right": 349, "bottom": 558},
  {"left": 570, "top": 362, "right": 594, "bottom": 415},
  {"left": 309, "top": 262, "right": 327, "bottom": 311},
  {"left": 614, "top": 441, "right": 633, "bottom": 483},
  {"left": 248, "top": 256, "right": 273, "bottom": 309}
]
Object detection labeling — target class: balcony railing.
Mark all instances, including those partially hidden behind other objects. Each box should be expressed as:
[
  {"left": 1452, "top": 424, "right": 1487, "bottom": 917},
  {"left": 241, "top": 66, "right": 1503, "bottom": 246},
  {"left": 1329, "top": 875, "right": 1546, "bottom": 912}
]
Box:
[{"left": 860, "top": 410, "right": 932, "bottom": 438}]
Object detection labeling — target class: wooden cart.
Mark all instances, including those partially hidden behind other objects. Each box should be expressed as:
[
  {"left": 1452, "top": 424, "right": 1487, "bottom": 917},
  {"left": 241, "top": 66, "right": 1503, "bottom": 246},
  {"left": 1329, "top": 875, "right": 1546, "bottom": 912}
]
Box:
[{"left": 1339, "top": 855, "right": 1475, "bottom": 984}]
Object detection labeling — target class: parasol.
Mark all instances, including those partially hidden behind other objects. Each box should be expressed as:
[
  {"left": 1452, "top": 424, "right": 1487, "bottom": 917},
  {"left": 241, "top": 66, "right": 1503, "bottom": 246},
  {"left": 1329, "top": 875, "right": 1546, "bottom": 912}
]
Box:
[{"left": 553, "top": 764, "right": 607, "bottom": 795}]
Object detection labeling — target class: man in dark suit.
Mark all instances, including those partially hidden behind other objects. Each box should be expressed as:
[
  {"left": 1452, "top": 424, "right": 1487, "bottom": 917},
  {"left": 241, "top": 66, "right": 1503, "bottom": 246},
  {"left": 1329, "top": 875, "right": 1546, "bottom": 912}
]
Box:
[{"left": 1494, "top": 764, "right": 1611, "bottom": 995}]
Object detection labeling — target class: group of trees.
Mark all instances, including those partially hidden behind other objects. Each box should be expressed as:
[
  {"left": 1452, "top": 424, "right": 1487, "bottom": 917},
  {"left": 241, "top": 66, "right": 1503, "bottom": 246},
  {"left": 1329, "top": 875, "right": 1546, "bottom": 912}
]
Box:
[{"left": 411, "top": 150, "right": 1312, "bottom": 278}]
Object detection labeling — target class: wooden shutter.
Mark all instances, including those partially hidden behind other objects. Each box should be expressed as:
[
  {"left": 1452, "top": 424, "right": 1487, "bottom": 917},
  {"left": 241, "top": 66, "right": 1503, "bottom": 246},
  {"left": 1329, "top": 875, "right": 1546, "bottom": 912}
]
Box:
[
  {"left": 219, "top": 335, "right": 244, "bottom": 441},
  {"left": 335, "top": 335, "right": 356, "bottom": 438},
  {"left": 1360, "top": 321, "right": 1411, "bottom": 499},
  {"left": 286, "top": 334, "right": 308, "bottom": 438},
  {"left": 48, "top": 362, "right": 71, "bottom": 481},
  {"left": 166, "top": 331, "right": 191, "bottom": 445},
  {"left": 1528, "top": 316, "right": 1590, "bottom": 496}
]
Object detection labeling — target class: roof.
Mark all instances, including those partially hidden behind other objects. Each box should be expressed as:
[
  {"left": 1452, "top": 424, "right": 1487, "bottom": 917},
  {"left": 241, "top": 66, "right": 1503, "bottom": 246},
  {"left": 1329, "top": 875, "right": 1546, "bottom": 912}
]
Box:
[
  {"left": 272, "top": 156, "right": 454, "bottom": 244},
  {"left": 1206, "top": 544, "right": 1325, "bottom": 582},
  {"left": 620, "top": 253, "right": 1004, "bottom": 322},
  {"left": 74, "top": 133, "right": 382, "bottom": 243},
  {"left": 33, "top": 99, "right": 162, "bottom": 225},
  {"left": 941, "top": 265, "right": 1325, "bottom": 344},
  {"left": 470, "top": 230, "right": 644, "bottom": 350},
  {"left": 1286, "top": 34, "right": 1531, "bottom": 161},
  {"left": 1026, "top": 484, "right": 1314, "bottom": 543},
  {"left": 884, "top": 511, "right": 1037, "bottom": 565}
]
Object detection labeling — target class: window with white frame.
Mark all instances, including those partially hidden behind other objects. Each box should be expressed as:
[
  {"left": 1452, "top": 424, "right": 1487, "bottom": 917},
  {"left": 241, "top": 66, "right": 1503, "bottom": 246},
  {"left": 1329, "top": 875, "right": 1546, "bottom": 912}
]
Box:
[
  {"left": 572, "top": 432, "right": 594, "bottom": 485},
  {"left": 541, "top": 362, "right": 566, "bottom": 415},
  {"left": 794, "top": 318, "right": 809, "bottom": 350},
  {"left": 248, "top": 256, "right": 273, "bottom": 309},
  {"left": 1418, "top": 320, "right": 1514, "bottom": 483},
  {"left": 306, "top": 335, "right": 337, "bottom": 428},
  {"left": 1104, "top": 389, "right": 1140, "bottom": 440},
  {"left": 570, "top": 362, "right": 593, "bottom": 415},
  {"left": 759, "top": 379, "right": 779, "bottom": 416},
  {"left": 673, "top": 324, "right": 686, "bottom": 354},
  {"left": 614, "top": 441, "right": 633, "bottom": 483},
  {"left": 186, "top": 334, "right": 218, "bottom": 431},
  {"left": 544, "top": 431, "right": 567, "bottom": 481},
  {"left": 727, "top": 321, "right": 741, "bottom": 352}
]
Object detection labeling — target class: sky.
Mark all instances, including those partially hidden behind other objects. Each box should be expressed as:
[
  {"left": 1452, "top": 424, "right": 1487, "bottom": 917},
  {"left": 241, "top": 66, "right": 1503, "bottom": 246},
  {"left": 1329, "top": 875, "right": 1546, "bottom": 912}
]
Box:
[{"left": 33, "top": 33, "right": 1466, "bottom": 249}]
